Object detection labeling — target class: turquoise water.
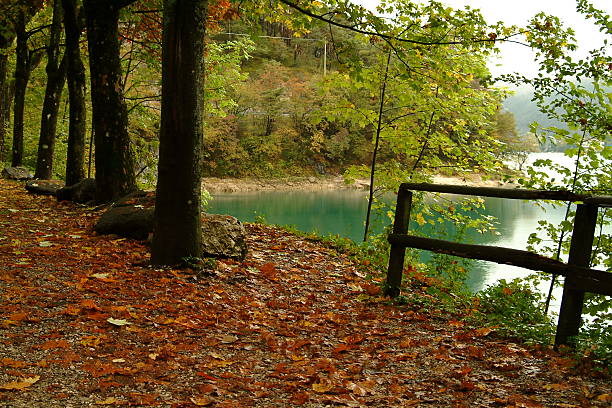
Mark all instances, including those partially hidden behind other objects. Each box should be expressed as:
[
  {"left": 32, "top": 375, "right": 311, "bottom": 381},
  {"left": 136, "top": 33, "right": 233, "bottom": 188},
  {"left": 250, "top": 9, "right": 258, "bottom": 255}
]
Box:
[{"left": 207, "top": 189, "right": 569, "bottom": 292}]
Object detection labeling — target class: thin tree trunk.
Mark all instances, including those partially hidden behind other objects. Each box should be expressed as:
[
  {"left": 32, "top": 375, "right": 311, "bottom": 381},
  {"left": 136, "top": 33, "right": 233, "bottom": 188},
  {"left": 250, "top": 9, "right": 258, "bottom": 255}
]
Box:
[
  {"left": 151, "top": 0, "right": 208, "bottom": 265},
  {"left": 35, "top": 0, "right": 67, "bottom": 179},
  {"left": 11, "top": 12, "right": 29, "bottom": 167},
  {"left": 84, "top": 0, "right": 136, "bottom": 202},
  {"left": 363, "top": 51, "right": 392, "bottom": 242},
  {"left": 62, "top": 0, "right": 87, "bottom": 185},
  {"left": 0, "top": 52, "right": 9, "bottom": 162}
]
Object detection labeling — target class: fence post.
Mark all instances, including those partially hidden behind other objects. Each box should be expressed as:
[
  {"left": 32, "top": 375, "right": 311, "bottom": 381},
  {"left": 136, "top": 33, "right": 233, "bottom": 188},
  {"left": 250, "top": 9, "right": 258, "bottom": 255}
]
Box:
[
  {"left": 554, "top": 204, "right": 599, "bottom": 348},
  {"left": 384, "top": 187, "right": 413, "bottom": 297}
]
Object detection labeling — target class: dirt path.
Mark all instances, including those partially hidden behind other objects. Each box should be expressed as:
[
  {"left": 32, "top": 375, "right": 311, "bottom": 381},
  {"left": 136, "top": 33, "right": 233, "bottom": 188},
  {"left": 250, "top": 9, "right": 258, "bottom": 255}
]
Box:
[{"left": 0, "top": 179, "right": 609, "bottom": 407}]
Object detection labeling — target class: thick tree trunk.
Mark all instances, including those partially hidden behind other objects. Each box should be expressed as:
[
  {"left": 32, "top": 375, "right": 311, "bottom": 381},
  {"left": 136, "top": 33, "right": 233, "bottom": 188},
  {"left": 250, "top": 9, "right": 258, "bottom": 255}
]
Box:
[
  {"left": 11, "top": 12, "right": 29, "bottom": 167},
  {"left": 151, "top": 0, "right": 208, "bottom": 265},
  {"left": 62, "top": 0, "right": 87, "bottom": 185},
  {"left": 35, "top": 0, "right": 67, "bottom": 179},
  {"left": 84, "top": 0, "right": 136, "bottom": 202}
]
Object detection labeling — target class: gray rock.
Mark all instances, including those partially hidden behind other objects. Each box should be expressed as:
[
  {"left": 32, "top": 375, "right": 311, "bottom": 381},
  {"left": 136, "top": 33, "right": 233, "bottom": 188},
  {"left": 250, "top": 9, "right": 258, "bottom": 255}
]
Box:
[
  {"left": 2, "top": 166, "right": 33, "bottom": 180},
  {"left": 25, "top": 180, "right": 65, "bottom": 196},
  {"left": 94, "top": 193, "right": 248, "bottom": 260},
  {"left": 57, "top": 178, "right": 96, "bottom": 204},
  {"left": 201, "top": 213, "right": 248, "bottom": 260}
]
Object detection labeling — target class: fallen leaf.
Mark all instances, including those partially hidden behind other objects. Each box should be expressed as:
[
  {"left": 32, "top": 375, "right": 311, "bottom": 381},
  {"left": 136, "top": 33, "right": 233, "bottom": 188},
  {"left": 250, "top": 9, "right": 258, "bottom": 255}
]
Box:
[
  {"left": 361, "top": 283, "right": 381, "bottom": 296},
  {"left": 0, "top": 375, "right": 40, "bottom": 391},
  {"left": 344, "top": 334, "right": 365, "bottom": 345},
  {"left": 107, "top": 317, "right": 132, "bottom": 326},
  {"left": 289, "top": 390, "right": 310, "bottom": 405},
  {"left": 190, "top": 396, "right": 215, "bottom": 406},
  {"left": 39, "top": 339, "right": 70, "bottom": 350},
  {"left": 597, "top": 394, "right": 612, "bottom": 402},
  {"left": 220, "top": 335, "right": 238, "bottom": 344},
  {"left": 38, "top": 241, "right": 53, "bottom": 247},
  {"left": 312, "top": 380, "right": 334, "bottom": 394},
  {"left": 474, "top": 327, "right": 495, "bottom": 337},
  {"left": 259, "top": 262, "right": 278, "bottom": 280},
  {"left": 0, "top": 358, "right": 28, "bottom": 368},
  {"left": 95, "top": 397, "right": 119, "bottom": 405},
  {"left": 543, "top": 383, "right": 570, "bottom": 391}
]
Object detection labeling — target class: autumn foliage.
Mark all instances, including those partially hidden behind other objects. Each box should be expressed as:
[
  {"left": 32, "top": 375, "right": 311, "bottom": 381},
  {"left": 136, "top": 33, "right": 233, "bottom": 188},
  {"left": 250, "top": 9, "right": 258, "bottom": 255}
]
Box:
[{"left": 0, "top": 178, "right": 610, "bottom": 407}]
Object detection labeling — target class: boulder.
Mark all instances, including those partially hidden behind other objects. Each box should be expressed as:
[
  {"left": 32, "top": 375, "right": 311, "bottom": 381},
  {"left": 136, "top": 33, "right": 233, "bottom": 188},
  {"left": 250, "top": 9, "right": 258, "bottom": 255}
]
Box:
[
  {"left": 25, "top": 180, "right": 65, "bottom": 196},
  {"left": 201, "top": 213, "right": 248, "bottom": 260},
  {"left": 2, "top": 166, "right": 33, "bottom": 180},
  {"left": 56, "top": 178, "right": 96, "bottom": 204},
  {"left": 96, "top": 205, "right": 154, "bottom": 240},
  {"left": 94, "top": 192, "right": 248, "bottom": 260},
  {"left": 94, "top": 190, "right": 154, "bottom": 240}
]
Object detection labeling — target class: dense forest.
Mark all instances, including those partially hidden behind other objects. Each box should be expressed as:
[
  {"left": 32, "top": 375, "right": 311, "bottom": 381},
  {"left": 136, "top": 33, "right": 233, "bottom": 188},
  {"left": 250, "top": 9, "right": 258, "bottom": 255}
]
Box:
[{"left": 0, "top": 0, "right": 538, "bottom": 186}]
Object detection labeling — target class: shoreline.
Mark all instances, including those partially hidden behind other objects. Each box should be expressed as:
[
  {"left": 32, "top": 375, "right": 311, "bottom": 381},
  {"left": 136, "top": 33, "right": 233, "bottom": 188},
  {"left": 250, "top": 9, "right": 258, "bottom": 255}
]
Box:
[{"left": 202, "top": 174, "right": 513, "bottom": 194}]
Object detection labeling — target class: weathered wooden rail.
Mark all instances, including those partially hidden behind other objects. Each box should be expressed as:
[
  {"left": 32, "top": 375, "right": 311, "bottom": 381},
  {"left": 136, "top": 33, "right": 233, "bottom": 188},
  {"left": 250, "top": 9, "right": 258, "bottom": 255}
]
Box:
[{"left": 385, "top": 183, "right": 612, "bottom": 347}]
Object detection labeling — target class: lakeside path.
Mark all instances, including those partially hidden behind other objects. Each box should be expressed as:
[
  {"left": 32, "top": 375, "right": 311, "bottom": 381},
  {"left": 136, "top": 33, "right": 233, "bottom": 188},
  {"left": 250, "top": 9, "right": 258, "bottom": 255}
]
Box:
[{"left": 0, "top": 179, "right": 609, "bottom": 407}]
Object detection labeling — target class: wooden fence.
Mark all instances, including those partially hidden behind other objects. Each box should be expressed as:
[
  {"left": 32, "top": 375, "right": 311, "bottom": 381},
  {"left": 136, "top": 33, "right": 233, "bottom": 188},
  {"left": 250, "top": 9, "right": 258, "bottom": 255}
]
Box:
[{"left": 385, "top": 183, "right": 612, "bottom": 347}]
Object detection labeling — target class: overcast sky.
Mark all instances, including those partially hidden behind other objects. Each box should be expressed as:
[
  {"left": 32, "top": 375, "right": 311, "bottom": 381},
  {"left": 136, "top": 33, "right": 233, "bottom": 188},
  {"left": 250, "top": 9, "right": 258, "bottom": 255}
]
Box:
[{"left": 354, "top": 0, "right": 612, "bottom": 78}]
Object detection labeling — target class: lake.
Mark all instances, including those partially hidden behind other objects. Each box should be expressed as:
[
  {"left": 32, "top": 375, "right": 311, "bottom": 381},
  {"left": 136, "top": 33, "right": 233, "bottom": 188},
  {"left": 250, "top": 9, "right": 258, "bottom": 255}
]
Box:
[{"left": 207, "top": 153, "right": 607, "bottom": 303}]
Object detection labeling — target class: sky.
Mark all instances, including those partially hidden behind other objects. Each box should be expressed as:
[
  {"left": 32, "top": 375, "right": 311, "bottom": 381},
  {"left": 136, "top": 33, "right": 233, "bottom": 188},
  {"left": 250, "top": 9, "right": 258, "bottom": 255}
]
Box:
[{"left": 353, "top": 0, "right": 612, "bottom": 78}]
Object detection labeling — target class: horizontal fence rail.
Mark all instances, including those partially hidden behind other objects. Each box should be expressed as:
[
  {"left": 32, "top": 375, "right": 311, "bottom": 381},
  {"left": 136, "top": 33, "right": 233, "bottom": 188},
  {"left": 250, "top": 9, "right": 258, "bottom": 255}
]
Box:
[
  {"left": 385, "top": 183, "right": 612, "bottom": 348},
  {"left": 400, "top": 183, "right": 612, "bottom": 207}
]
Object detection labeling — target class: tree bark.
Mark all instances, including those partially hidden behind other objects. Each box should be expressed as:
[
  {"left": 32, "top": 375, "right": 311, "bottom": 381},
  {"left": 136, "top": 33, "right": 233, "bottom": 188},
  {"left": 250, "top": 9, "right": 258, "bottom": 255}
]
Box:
[
  {"left": 11, "top": 11, "right": 29, "bottom": 167},
  {"left": 151, "top": 0, "right": 208, "bottom": 265},
  {"left": 83, "top": 0, "right": 137, "bottom": 202},
  {"left": 0, "top": 5, "right": 16, "bottom": 163},
  {"left": 35, "top": 0, "right": 67, "bottom": 179},
  {"left": 0, "top": 51, "right": 9, "bottom": 163},
  {"left": 62, "top": 0, "right": 87, "bottom": 185}
]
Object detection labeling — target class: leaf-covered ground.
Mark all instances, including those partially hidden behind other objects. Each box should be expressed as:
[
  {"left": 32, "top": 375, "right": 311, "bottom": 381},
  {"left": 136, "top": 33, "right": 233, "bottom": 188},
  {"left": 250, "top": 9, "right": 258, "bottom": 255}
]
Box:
[{"left": 0, "top": 179, "right": 609, "bottom": 407}]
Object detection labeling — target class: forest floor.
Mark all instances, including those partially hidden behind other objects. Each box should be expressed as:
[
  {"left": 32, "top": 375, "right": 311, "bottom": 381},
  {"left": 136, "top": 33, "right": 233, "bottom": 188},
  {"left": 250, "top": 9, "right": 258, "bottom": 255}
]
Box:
[{"left": 0, "top": 178, "right": 609, "bottom": 408}]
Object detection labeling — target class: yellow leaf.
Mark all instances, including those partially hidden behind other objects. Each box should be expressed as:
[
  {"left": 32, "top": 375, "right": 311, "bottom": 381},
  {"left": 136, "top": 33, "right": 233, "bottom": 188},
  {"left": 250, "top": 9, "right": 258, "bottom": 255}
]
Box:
[
  {"left": 0, "top": 375, "right": 40, "bottom": 390},
  {"left": 597, "top": 394, "right": 612, "bottom": 402},
  {"left": 190, "top": 396, "right": 215, "bottom": 406},
  {"left": 415, "top": 213, "right": 426, "bottom": 226},
  {"left": 312, "top": 381, "right": 334, "bottom": 394},
  {"left": 96, "top": 397, "right": 119, "bottom": 405}
]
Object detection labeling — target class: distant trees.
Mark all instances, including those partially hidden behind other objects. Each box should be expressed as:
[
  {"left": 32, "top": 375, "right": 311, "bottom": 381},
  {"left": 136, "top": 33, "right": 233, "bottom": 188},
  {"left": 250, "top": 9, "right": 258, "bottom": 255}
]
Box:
[{"left": 493, "top": 110, "right": 539, "bottom": 171}]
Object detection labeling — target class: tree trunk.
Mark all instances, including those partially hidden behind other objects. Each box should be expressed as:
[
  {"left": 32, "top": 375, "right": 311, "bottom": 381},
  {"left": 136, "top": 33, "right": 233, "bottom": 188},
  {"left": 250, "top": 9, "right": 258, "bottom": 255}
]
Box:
[
  {"left": 84, "top": 0, "right": 136, "bottom": 202},
  {"left": 151, "top": 0, "right": 208, "bottom": 265},
  {"left": 35, "top": 0, "right": 67, "bottom": 179},
  {"left": 11, "top": 12, "right": 29, "bottom": 167},
  {"left": 62, "top": 0, "right": 87, "bottom": 185},
  {"left": 0, "top": 51, "right": 9, "bottom": 163}
]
